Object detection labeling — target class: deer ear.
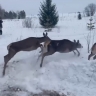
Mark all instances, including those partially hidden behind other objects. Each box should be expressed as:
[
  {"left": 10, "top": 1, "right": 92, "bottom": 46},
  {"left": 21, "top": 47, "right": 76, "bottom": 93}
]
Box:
[
  {"left": 46, "top": 32, "right": 48, "bottom": 36},
  {"left": 74, "top": 40, "right": 76, "bottom": 43},
  {"left": 77, "top": 40, "right": 79, "bottom": 43},
  {"left": 43, "top": 32, "right": 45, "bottom": 36}
]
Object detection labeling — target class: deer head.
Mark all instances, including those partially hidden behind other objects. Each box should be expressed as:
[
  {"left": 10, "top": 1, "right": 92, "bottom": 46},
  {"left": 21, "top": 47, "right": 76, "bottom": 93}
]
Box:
[
  {"left": 74, "top": 40, "right": 83, "bottom": 48},
  {"left": 43, "top": 32, "right": 51, "bottom": 42}
]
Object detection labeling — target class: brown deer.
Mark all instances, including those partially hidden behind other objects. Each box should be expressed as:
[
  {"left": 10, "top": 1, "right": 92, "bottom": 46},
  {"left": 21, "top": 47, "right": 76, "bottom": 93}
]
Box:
[
  {"left": 38, "top": 39, "right": 83, "bottom": 67},
  {"left": 2, "top": 32, "right": 51, "bottom": 76},
  {"left": 88, "top": 43, "right": 96, "bottom": 60}
]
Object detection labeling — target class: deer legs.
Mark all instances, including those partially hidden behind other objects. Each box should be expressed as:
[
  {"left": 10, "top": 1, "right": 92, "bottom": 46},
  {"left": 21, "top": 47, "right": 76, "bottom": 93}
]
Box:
[
  {"left": 43, "top": 41, "right": 51, "bottom": 53},
  {"left": 39, "top": 44, "right": 43, "bottom": 53},
  {"left": 40, "top": 54, "right": 45, "bottom": 67},
  {"left": 75, "top": 49, "right": 80, "bottom": 56},
  {"left": 93, "top": 55, "right": 96, "bottom": 60},
  {"left": 73, "top": 49, "right": 80, "bottom": 56},
  {"left": 73, "top": 51, "right": 76, "bottom": 55},
  {"left": 40, "top": 50, "right": 55, "bottom": 67},
  {"left": 3, "top": 49, "right": 17, "bottom": 76},
  {"left": 88, "top": 52, "right": 96, "bottom": 60}
]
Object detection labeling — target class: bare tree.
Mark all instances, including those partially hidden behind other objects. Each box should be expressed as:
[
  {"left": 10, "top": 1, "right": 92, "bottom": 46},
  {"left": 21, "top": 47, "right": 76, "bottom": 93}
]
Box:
[
  {"left": 22, "top": 17, "right": 34, "bottom": 28},
  {"left": 85, "top": 17, "right": 95, "bottom": 53},
  {"left": 84, "top": 3, "right": 96, "bottom": 16}
]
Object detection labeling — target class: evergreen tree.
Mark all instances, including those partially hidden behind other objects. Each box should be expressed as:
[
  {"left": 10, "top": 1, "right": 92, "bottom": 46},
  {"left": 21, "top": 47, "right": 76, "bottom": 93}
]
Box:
[
  {"left": 9, "top": 11, "right": 13, "bottom": 19},
  {"left": 17, "top": 11, "right": 20, "bottom": 19},
  {"left": 78, "top": 12, "right": 82, "bottom": 20},
  {"left": 12, "top": 12, "right": 17, "bottom": 19},
  {"left": 39, "top": 0, "right": 59, "bottom": 28},
  {"left": 20, "top": 10, "right": 26, "bottom": 19},
  {"left": 4, "top": 11, "right": 9, "bottom": 19},
  {"left": 17, "top": 10, "right": 26, "bottom": 19},
  {"left": 22, "top": 10, "right": 26, "bottom": 19}
]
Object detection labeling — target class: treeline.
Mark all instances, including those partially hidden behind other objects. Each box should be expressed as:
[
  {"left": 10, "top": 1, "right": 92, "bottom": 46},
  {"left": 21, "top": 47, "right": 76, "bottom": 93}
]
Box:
[
  {"left": 0, "top": 5, "right": 26, "bottom": 19},
  {"left": 4, "top": 10, "right": 26, "bottom": 19}
]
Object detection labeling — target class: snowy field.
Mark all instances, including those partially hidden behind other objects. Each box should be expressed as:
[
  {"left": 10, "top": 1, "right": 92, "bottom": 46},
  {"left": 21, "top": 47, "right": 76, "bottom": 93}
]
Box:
[{"left": 0, "top": 13, "right": 96, "bottom": 96}]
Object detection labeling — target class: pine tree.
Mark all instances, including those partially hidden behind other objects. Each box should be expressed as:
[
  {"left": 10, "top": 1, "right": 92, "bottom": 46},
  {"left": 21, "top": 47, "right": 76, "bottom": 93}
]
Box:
[
  {"left": 4, "top": 11, "right": 9, "bottom": 19},
  {"left": 9, "top": 11, "right": 13, "bottom": 19},
  {"left": 12, "top": 12, "right": 17, "bottom": 19},
  {"left": 18, "top": 10, "right": 26, "bottom": 19},
  {"left": 17, "top": 11, "right": 20, "bottom": 19},
  {"left": 21, "top": 10, "right": 26, "bottom": 19},
  {"left": 39, "top": 0, "right": 59, "bottom": 28}
]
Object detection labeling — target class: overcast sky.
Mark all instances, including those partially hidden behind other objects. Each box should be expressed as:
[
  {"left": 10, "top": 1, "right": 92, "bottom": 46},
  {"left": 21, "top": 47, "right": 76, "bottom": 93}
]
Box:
[{"left": 0, "top": 0, "right": 96, "bottom": 15}]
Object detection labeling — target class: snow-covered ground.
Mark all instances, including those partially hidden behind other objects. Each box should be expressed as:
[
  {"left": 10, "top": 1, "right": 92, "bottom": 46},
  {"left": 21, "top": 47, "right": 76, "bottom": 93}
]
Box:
[{"left": 0, "top": 13, "right": 96, "bottom": 96}]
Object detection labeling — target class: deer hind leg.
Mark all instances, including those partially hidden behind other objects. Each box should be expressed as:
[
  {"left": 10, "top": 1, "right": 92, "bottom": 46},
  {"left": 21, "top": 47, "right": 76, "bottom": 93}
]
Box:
[
  {"left": 3, "top": 48, "right": 17, "bottom": 76},
  {"left": 88, "top": 52, "right": 94, "bottom": 60}
]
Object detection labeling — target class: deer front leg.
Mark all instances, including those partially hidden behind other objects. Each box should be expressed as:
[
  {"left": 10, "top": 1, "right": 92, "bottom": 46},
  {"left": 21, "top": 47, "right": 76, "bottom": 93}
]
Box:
[
  {"left": 37, "top": 52, "right": 42, "bottom": 61},
  {"left": 76, "top": 49, "right": 80, "bottom": 56},
  {"left": 93, "top": 55, "right": 96, "bottom": 60},
  {"left": 88, "top": 52, "right": 94, "bottom": 60},
  {"left": 40, "top": 49, "right": 55, "bottom": 67},
  {"left": 73, "top": 50, "right": 76, "bottom": 55},
  {"left": 43, "top": 41, "right": 50, "bottom": 53},
  {"left": 40, "top": 54, "right": 45, "bottom": 67},
  {"left": 39, "top": 44, "right": 43, "bottom": 53}
]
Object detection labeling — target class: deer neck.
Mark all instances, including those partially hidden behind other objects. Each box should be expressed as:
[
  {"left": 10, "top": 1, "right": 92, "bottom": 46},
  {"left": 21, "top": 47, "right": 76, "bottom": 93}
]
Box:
[
  {"left": 37, "top": 37, "right": 45, "bottom": 43},
  {"left": 72, "top": 43, "right": 77, "bottom": 50}
]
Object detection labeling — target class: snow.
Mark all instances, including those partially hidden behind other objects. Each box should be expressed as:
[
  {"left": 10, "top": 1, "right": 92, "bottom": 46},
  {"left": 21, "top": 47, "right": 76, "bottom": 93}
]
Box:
[{"left": 0, "top": 13, "right": 96, "bottom": 96}]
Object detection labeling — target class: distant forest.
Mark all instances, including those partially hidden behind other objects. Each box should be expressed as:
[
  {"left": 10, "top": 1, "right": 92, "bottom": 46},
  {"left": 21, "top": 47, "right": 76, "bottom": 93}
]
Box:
[{"left": 0, "top": 5, "right": 26, "bottom": 19}]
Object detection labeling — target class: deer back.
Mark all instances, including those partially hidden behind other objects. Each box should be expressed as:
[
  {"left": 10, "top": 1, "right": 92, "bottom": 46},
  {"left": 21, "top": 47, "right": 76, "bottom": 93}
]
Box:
[
  {"left": 91, "top": 43, "right": 96, "bottom": 55},
  {"left": 48, "top": 39, "right": 82, "bottom": 53},
  {"left": 9, "top": 37, "right": 41, "bottom": 51}
]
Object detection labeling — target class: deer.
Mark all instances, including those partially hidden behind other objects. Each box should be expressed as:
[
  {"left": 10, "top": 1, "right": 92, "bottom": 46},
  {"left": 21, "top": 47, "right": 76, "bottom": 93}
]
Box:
[
  {"left": 38, "top": 39, "right": 83, "bottom": 67},
  {"left": 88, "top": 43, "right": 96, "bottom": 60},
  {"left": 2, "top": 32, "right": 51, "bottom": 76}
]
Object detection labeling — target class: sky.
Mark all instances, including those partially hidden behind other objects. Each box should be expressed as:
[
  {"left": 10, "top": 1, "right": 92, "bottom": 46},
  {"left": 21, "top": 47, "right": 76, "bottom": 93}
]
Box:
[{"left": 0, "top": 0, "right": 96, "bottom": 15}]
